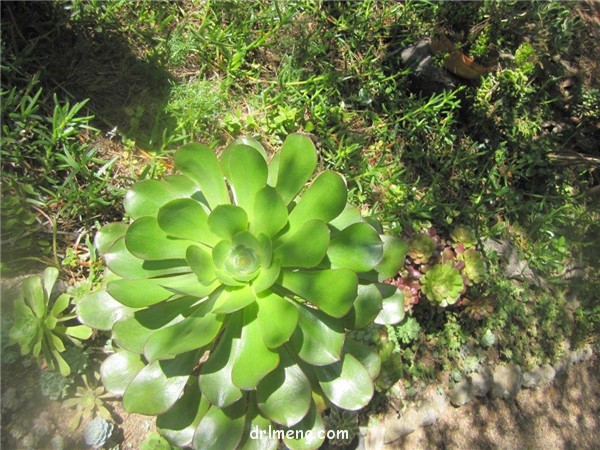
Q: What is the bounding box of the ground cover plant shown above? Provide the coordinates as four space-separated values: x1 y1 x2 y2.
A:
1 1 599 449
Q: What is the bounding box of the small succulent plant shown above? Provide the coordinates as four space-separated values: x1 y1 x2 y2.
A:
460 248 485 285
9 267 92 376
77 134 408 450
450 226 477 249
84 418 114 449
39 369 72 401
407 233 437 264
324 407 359 447
63 373 112 430
462 296 494 320
420 264 465 307
391 317 422 345
481 329 497 348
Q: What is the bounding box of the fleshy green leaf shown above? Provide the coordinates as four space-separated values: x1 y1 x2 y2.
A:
328 204 363 231
174 143 230 209
123 180 175 219
77 290 134 331
375 235 409 281
22 274 45 318
144 301 223 361
344 339 381 381
374 283 405 325
186 245 217 283
275 134 317 205
281 269 357 318
239 404 279 450
315 353 373 410
252 259 281 294
157 383 210 448
225 144 268 214
282 402 325 450
275 220 329 268
199 311 244 408
50 293 70 317
124 351 198 415
231 303 279 390
95 222 128 255
213 285 257 314
287 171 347 233
64 325 92 340
163 174 201 199
208 205 248 240
125 217 196 261
256 293 298 348
42 266 59 301
251 187 288 238
100 350 146 396
290 304 344 366
341 284 382 330
328 222 383 272
193 400 246 450
157 198 218 246
256 348 312 427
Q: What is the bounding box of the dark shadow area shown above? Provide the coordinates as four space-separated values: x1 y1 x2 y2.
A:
1 1 176 149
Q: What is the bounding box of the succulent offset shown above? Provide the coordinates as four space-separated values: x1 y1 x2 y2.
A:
420 264 465 307
77 134 408 450
84 418 114 449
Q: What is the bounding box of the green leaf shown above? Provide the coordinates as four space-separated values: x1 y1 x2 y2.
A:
186 245 217 283
144 301 223 361
124 351 198 415
50 293 70 317
328 223 383 272
174 143 230 209
232 303 279 390
100 350 145 396
315 353 373 410
64 325 92 340
157 383 210 448
124 180 175 219
213 285 257 314
125 217 196 261
287 172 347 233
54 350 71 377
251 187 288 238
252 259 281 294
374 283 405 325
281 269 357 318
163 174 201 199
328 204 363 231
256 293 298 348
239 404 279 450
224 137 268 163
275 134 317 205
42 266 59 300
112 297 198 354
275 220 329 268
225 144 268 214
256 348 311 427
193 400 246 450
344 339 381 381
105 237 190 280
375 235 408 281
77 290 134 331
341 284 382 330
95 222 128 255
199 311 244 408
282 402 325 450
23 274 46 318
208 205 248 240
157 198 218 246
290 304 344 366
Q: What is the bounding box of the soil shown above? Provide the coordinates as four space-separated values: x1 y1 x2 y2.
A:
387 357 600 450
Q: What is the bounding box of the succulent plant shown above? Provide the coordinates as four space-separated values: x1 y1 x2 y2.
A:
324 407 359 447
77 134 408 450
9 267 92 376
39 369 72 401
84 418 114 449
462 296 494 320
450 226 477 249
407 233 437 264
50 435 65 450
391 317 421 345
461 355 481 374
481 329 497 348
63 373 112 430
460 248 485 285
420 264 464 307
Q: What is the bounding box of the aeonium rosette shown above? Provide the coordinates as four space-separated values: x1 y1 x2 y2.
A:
77 134 408 450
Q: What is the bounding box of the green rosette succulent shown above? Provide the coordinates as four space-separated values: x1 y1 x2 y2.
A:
77 134 407 450
420 264 464 307
460 248 485 285
450 226 477 249
407 233 436 264
9 267 92 376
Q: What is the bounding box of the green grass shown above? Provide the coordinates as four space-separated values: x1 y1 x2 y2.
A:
2 0 599 400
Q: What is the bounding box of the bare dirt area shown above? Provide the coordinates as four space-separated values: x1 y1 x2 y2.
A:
389 357 600 450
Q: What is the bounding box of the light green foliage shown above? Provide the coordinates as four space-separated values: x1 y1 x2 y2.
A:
450 226 477 249
84 418 114 449
407 234 437 264
389 317 421 345
140 433 175 450
9 267 92 376
460 249 486 285
420 265 464 307
481 329 497 348
78 134 407 450
63 373 112 430
514 42 536 75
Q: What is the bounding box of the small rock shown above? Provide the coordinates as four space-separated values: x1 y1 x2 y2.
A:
365 424 385 450
383 408 424 443
521 370 541 389
469 367 493 397
537 364 556 386
491 364 522 399
554 354 571 374
448 379 473 407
